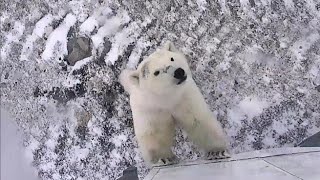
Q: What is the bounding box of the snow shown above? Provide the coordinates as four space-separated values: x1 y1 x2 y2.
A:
1 0 320 179
73 146 90 160
127 42 149 69
290 32 320 70
45 139 57 150
91 11 130 49
218 0 228 14
272 120 289 135
79 17 99 34
42 13 77 61
5 21 25 42
68 0 90 22
283 0 295 10
238 97 269 120
21 14 54 61
217 60 231 72
305 0 319 18
228 96 270 137
260 0 271 6
239 0 249 8
1 21 25 60
309 65 319 79
196 0 207 11
62 76 81 88
71 56 93 71
104 23 138 65
79 7 113 35
34 14 54 37
112 134 128 147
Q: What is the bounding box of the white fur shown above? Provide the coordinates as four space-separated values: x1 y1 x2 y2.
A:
172 81 228 152
119 41 229 165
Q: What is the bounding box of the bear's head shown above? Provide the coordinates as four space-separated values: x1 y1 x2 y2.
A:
129 41 191 95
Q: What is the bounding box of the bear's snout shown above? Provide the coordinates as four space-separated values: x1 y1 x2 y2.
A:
174 68 185 79
174 68 187 85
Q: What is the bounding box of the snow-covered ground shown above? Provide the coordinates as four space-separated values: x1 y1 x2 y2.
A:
1 109 40 180
1 0 320 179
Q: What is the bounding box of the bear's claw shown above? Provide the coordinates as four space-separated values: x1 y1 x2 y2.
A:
206 150 231 160
153 156 179 167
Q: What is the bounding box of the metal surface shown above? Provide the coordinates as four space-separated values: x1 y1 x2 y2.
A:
298 132 320 147
145 147 320 180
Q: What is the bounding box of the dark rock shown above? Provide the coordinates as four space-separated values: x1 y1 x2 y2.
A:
67 37 92 66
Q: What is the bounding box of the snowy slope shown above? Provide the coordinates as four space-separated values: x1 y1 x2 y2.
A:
1 0 320 179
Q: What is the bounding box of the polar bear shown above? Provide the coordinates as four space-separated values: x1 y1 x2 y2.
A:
119 41 229 166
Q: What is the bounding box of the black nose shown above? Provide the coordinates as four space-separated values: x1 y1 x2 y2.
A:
174 68 185 79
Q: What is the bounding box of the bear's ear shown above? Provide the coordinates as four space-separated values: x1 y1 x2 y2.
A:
163 41 179 52
130 70 139 82
140 62 150 79
119 69 139 94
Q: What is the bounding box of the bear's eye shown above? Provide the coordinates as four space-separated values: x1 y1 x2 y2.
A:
171 57 174 62
154 71 160 76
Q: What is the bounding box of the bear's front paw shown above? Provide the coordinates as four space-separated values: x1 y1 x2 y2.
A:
153 156 179 167
206 150 231 160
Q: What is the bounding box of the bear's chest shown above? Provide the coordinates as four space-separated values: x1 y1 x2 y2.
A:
130 90 183 111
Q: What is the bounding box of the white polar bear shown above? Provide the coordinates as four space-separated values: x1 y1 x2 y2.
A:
119 41 230 166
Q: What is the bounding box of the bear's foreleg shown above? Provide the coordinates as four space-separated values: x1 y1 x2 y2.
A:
132 110 178 166
172 82 230 160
